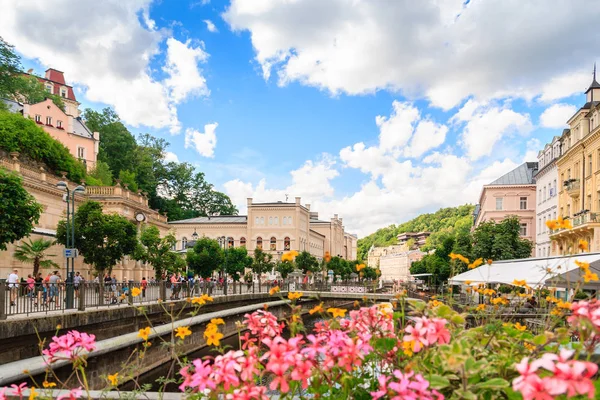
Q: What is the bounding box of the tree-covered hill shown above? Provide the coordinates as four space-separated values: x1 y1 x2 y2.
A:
357 204 475 261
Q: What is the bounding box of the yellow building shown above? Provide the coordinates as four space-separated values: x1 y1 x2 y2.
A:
551 68 600 254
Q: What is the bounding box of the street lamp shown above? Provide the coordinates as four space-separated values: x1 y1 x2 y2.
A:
218 236 229 294
57 181 85 309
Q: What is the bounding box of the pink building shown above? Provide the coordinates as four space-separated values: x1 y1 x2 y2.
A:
473 162 538 246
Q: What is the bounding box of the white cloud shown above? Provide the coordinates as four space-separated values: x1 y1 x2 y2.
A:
539 103 577 128
164 151 180 163
204 19 218 33
405 120 449 158
376 101 420 152
163 38 210 104
0 0 211 133
522 138 542 163
185 123 218 158
224 0 600 109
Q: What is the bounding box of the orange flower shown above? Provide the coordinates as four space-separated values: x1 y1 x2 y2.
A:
486 259 493 265
575 260 590 271
324 251 331 262
288 292 303 300
449 253 470 264
545 219 558 231
514 322 527 332
476 304 486 311
512 279 527 287
327 307 347 318
175 326 192 340
356 263 366 272
138 326 152 341
464 280 472 285
309 302 324 315
468 258 483 270
579 239 589 252
583 269 599 283
269 286 280 296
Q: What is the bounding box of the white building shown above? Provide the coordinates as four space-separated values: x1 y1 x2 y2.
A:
535 136 561 257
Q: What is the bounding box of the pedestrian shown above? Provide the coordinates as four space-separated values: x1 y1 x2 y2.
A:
48 271 60 304
73 271 83 298
7 269 19 306
141 276 148 298
26 274 35 299
34 272 44 307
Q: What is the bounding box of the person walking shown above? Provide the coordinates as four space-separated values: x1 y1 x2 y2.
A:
73 271 83 298
141 277 148 298
48 271 60 305
26 274 35 300
7 269 19 307
34 272 44 307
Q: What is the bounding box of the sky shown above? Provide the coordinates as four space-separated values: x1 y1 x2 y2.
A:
1 0 599 237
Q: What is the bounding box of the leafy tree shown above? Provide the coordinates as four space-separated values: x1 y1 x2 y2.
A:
409 261 428 275
0 37 21 101
86 161 113 186
224 247 253 281
0 111 87 182
295 251 318 274
251 248 274 287
472 216 533 261
135 225 183 279
0 168 43 250
186 237 224 278
56 201 137 274
328 256 352 281
13 238 58 276
276 260 295 279
410 236 456 285
362 266 378 280
10 75 65 110
118 169 138 192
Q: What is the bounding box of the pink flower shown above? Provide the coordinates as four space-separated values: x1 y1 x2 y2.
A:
290 359 313 389
42 331 96 363
10 383 27 397
426 318 451 345
372 370 443 399
212 350 244 390
226 383 268 400
57 387 83 400
370 375 389 400
404 318 429 352
179 359 216 392
243 310 282 340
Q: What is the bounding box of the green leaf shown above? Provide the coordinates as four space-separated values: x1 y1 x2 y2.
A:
451 314 466 324
475 378 510 390
428 375 450 389
373 337 397 353
533 334 547 346
437 304 453 318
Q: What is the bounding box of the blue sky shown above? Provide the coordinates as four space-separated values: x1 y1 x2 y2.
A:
2 0 599 236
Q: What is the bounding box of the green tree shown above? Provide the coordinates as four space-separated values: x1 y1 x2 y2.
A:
251 248 273 287
13 238 59 276
224 247 253 281
0 37 21 101
135 225 183 279
186 237 224 278
328 256 352 281
410 260 428 275
472 216 533 261
295 251 318 274
56 201 137 274
86 161 113 186
118 169 138 192
0 168 43 251
10 75 65 110
276 260 294 279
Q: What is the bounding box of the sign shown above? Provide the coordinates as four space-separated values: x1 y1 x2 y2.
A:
64 248 78 258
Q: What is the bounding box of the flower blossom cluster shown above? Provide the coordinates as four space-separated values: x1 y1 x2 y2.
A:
243 309 284 340
42 330 96 363
403 317 451 353
371 370 444 400
512 349 597 400
568 299 600 343
342 303 395 339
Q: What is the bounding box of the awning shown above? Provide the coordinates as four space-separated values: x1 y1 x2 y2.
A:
32 227 57 237
448 253 600 288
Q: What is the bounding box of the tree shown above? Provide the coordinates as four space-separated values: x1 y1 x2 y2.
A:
224 247 253 281
472 216 533 261
10 75 65 110
13 238 59 276
56 201 137 274
295 251 318 274
118 170 138 192
251 248 273 287
276 260 294 279
0 168 43 251
410 261 428 275
328 256 352 281
135 225 184 279
0 37 21 101
186 237 224 278
86 161 113 186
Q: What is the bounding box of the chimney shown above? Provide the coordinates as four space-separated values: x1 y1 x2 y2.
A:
247 198 253 207
295 197 301 205
306 204 310 210
334 214 338 219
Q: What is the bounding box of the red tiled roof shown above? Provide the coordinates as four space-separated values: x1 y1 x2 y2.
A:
45 69 65 85
28 74 77 102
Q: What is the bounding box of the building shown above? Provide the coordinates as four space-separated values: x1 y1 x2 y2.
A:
168 197 357 261
535 137 560 257
551 68 600 254
378 250 425 282
397 232 431 250
2 69 99 170
473 162 538 247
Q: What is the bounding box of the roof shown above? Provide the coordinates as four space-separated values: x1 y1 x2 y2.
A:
252 202 296 206
1 99 23 113
448 253 600 289
488 162 538 185
169 215 248 224
72 117 94 139
46 69 66 85
24 69 77 101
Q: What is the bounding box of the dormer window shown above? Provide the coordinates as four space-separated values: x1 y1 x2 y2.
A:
45 84 52 93
60 88 67 98
45 116 52 126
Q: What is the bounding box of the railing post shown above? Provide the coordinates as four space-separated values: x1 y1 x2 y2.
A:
159 280 166 301
0 280 6 320
78 283 86 311
128 281 133 304
98 282 104 306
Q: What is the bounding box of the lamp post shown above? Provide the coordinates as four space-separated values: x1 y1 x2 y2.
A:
56 181 85 309
218 236 228 295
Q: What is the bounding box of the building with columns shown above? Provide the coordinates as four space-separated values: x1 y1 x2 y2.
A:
535 137 560 257
169 197 357 261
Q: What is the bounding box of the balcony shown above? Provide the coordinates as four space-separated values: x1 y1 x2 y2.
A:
550 212 600 236
564 179 581 198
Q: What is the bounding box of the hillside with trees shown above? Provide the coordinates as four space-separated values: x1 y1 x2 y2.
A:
357 204 475 261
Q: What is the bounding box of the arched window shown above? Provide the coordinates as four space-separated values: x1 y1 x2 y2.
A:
283 217 287 225
274 217 278 225
288 216 293 225
284 237 290 251
256 237 263 250
255 217 259 225
270 237 277 251
260 217 264 225
227 237 234 248
269 217 273 225
182 237 188 250
240 237 246 247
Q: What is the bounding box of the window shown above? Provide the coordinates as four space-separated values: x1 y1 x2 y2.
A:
575 163 579 179
57 120 63 129
588 195 592 210
538 189 542 203
45 84 52 93
520 197 527 210
60 88 67 98
260 217 264 225
561 173 564 185
543 216 546 233
227 237 234 248
274 217 278 225
567 204 571 217
519 223 527 237
568 169 571 180
77 147 85 159
283 217 287 225
269 217 273 225
256 237 262 250
589 155 593 176
181 237 187 250
543 186 547 202
288 217 292 225
270 237 277 251
553 179 557 195
597 149 600 169
35 114 41 123
553 212 557 220
495 197 503 211
45 116 52 126
538 218 541 233
240 237 246 247
284 237 291 251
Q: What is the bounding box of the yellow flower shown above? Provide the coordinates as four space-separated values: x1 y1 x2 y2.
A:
514 322 527 332
546 220 558 230
269 286 280 296
449 253 470 264
291 314 301 323
546 296 559 303
524 342 536 352
556 300 572 310
108 373 119 386
29 387 37 400
309 303 325 315
487 259 493 265
429 300 443 307
204 323 219 337
576 260 590 271
138 326 152 341
324 251 331 262
560 218 572 230
476 304 486 312
175 326 192 340
513 279 527 287
518 293 529 298
583 269 599 283
468 258 483 270
579 239 589 252
192 294 213 305
464 280 472 285
483 289 496 296
288 291 303 300
210 318 225 326
131 287 142 297
466 287 472 293
42 381 56 388
402 340 414 357
356 263 366 272
491 297 509 306
205 330 224 346
327 307 347 318
353 300 360 307
376 269 381 276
